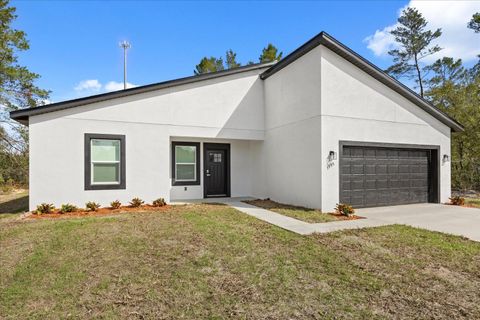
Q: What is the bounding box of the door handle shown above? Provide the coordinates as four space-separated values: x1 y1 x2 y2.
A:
206 169 211 177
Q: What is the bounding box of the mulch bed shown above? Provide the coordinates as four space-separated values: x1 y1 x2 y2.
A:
329 213 365 220
27 205 171 219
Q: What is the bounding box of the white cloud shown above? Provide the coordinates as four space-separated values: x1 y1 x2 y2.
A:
104 81 136 92
74 79 102 92
72 80 137 97
365 1 480 62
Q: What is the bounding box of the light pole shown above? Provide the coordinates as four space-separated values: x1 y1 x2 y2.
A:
119 41 131 90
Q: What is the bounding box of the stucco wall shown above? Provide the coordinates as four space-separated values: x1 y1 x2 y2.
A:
319 46 451 211
28 69 266 210
263 46 323 209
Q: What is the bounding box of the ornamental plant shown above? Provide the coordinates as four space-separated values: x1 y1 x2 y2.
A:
335 203 355 217
152 198 166 207
129 197 144 208
110 200 121 209
60 203 78 213
35 203 55 214
449 196 465 206
85 201 101 212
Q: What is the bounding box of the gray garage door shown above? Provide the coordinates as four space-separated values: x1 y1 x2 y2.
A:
340 146 431 208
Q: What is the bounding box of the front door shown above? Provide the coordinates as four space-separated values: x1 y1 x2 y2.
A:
204 143 230 197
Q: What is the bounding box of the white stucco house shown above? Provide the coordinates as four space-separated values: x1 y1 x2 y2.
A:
11 32 463 212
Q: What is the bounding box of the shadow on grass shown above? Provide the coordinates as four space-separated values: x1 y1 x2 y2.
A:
0 195 29 214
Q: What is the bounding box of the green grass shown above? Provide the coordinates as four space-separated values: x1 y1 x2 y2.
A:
244 199 338 223
465 197 480 208
0 191 28 219
1 204 480 319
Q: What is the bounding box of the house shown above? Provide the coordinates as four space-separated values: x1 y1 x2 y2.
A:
10 32 463 212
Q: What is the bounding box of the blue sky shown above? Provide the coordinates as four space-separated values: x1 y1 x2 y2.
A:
11 1 480 103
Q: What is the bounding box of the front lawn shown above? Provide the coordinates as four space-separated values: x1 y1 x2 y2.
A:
1 204 479 319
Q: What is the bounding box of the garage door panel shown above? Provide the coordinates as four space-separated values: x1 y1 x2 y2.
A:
340 145 431 208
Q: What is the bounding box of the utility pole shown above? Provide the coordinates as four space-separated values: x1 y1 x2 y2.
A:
119 41 131 90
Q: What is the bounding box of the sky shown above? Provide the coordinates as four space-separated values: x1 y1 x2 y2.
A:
11 0 480 103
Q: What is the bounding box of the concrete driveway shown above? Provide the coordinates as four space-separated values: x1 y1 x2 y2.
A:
356 203 480 241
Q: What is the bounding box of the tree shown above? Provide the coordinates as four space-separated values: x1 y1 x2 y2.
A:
0 0 49 187
259 44 283 63
225 49 241 69
468 12 480 33
386 7 442 97
194 57 225 75
425 58 480 190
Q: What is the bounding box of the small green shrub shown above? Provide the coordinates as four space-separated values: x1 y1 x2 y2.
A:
1 178 14 194
335 203 355 216
449 196 465 206
60 203 78 213
110 200 121 209
85 201 101 212
129 197 144 207
152 198 166 207
35 203 55 214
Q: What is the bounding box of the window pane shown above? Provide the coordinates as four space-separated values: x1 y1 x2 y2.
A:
93 163 119 183
175 146 195 163
92 139 120 162
176 164 195 180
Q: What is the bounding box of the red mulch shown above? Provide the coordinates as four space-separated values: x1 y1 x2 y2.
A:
330 213 365 221
28 205 171 219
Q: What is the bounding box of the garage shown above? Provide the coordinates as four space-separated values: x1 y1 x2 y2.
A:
339 143 439 208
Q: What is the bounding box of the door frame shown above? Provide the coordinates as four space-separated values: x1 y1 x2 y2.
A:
203 143 231 198
338 140 440 207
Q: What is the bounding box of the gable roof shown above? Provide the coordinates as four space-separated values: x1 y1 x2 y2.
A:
10 32 463 132
9 61 275 125
261 32 463 132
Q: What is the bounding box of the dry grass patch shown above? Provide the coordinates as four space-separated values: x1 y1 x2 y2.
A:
0 204 479 319
244 199 362 223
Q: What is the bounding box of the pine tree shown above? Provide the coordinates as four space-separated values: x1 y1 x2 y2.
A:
386 7 442 97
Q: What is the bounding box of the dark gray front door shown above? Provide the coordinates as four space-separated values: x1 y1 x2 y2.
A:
340 146 434 208
204 143 230 198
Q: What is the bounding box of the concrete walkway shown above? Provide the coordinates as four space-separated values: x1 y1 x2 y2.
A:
228 201 392 235
173 198 480 241
229 201 480 241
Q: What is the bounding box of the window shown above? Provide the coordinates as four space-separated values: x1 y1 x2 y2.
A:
85 134 126 190
172 142 200 186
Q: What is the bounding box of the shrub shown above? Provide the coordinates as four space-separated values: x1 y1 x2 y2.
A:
449 196 465 206
60 203 78 213
85 201 101 212
110 200 121 209
152 198 166 207
35 203 55 214
129 197 144 207
335 203 355 216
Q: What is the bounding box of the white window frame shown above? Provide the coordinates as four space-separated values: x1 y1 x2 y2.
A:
90 139 121 185
175 145 197 182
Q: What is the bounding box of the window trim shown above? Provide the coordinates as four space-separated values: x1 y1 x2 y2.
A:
172 141 200 186
85 133 126 190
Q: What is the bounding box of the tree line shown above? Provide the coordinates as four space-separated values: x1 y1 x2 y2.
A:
194 44 282 75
